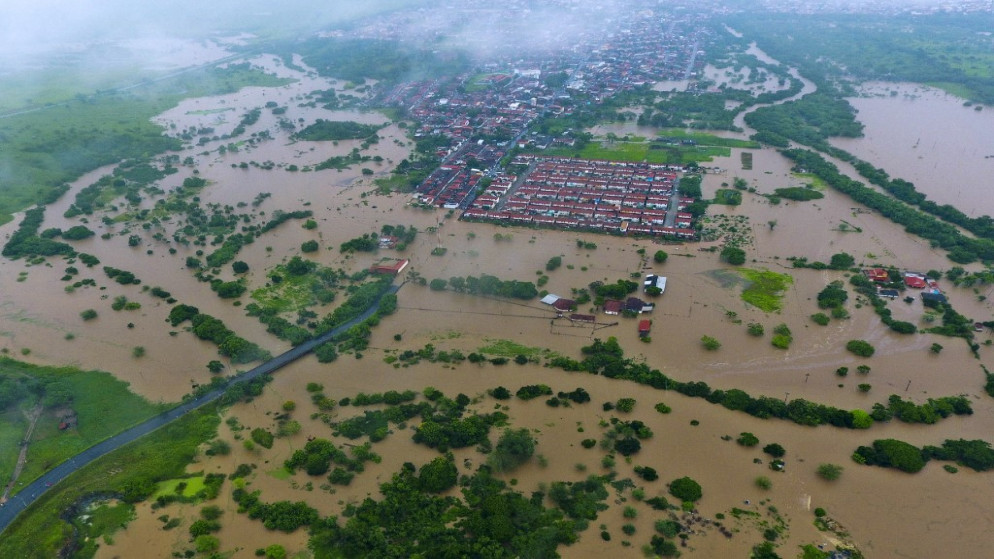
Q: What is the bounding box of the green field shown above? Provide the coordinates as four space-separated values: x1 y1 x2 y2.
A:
0 408 219 559
152 475 207 498
0 358 170 494
739 269 794 313
0 409 28 487
546 130 758 165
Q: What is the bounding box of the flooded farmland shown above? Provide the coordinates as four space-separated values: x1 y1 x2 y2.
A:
832 82 994 218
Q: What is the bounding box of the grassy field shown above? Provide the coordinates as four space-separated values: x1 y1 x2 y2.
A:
0 408 220 559
0 409 28 487
790 172 828 191
0 359 170 494
0 63 293 225
739 269 794 313
71 500 136 558
152 475 207 499
546 130 759 165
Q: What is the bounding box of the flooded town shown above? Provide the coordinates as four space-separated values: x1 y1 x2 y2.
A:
2 1 994 558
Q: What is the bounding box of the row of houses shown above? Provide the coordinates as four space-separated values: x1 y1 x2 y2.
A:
461 208 695 238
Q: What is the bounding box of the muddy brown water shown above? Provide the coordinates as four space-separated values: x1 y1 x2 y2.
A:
831 82 994 218
3 50 994 559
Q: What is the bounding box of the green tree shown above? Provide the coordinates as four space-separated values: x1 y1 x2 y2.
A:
668 476 702 502
701 335 721 351
653 250 668 264
721 246 746 265
816 463 844 481
232 260 249 274
737 432 759 447
301 240 319 253
763 443 786 458
846 339 875 357
489 428 536 472
418 456 458 492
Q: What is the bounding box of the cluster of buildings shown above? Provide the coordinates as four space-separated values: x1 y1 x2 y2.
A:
865 268 946 304
346 1 710 233
462 156 697 238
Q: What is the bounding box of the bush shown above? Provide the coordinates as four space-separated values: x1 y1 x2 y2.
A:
488 428 536 472
654 402 672 414
616 398 636 412
755 476 772 490
811 312 830 326
80 309 98 321
770 334 791 349
721 246 746 265
634 465 658 481
816 463 844 481
846 340 875 357
653 250 668 264
763 443 786 458
251 428 275 449
747 322 764 336
736 432 759 447
301 240 319 253
668 476 702 502
701 335 721 351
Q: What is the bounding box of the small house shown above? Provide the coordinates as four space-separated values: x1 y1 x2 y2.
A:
370 259 409 275
604 300 624 315
638 319 651 337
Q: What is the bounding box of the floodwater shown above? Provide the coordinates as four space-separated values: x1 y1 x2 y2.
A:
5 44 994 559
831 82 994 218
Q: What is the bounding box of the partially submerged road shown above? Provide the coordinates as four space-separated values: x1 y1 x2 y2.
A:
0 283 401 534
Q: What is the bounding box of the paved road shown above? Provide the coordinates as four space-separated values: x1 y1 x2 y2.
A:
0 283 400 534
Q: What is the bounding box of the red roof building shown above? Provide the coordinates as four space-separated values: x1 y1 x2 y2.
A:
370 259 409 275
866 268 890 283
904 275 927 289
604 300 624 315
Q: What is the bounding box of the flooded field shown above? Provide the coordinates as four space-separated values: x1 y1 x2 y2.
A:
832 82 994 218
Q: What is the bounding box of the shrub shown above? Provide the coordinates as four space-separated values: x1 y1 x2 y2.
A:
301 240 319 253
736 432 759 447
811 313 830 326
846 340 875 357
770 334 791 349
747 322 764 336
653 250 668 264
755 476 772 490
251 428 275 449
763 443 786 458
668 476 702 502
654 402 672 414
721 246 746 265
816 463 844 481
616 398 636 412
634 465 658 481
80 309 98 321
701 335 721 351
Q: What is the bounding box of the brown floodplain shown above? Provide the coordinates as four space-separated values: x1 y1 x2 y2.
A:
4 52 994 558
